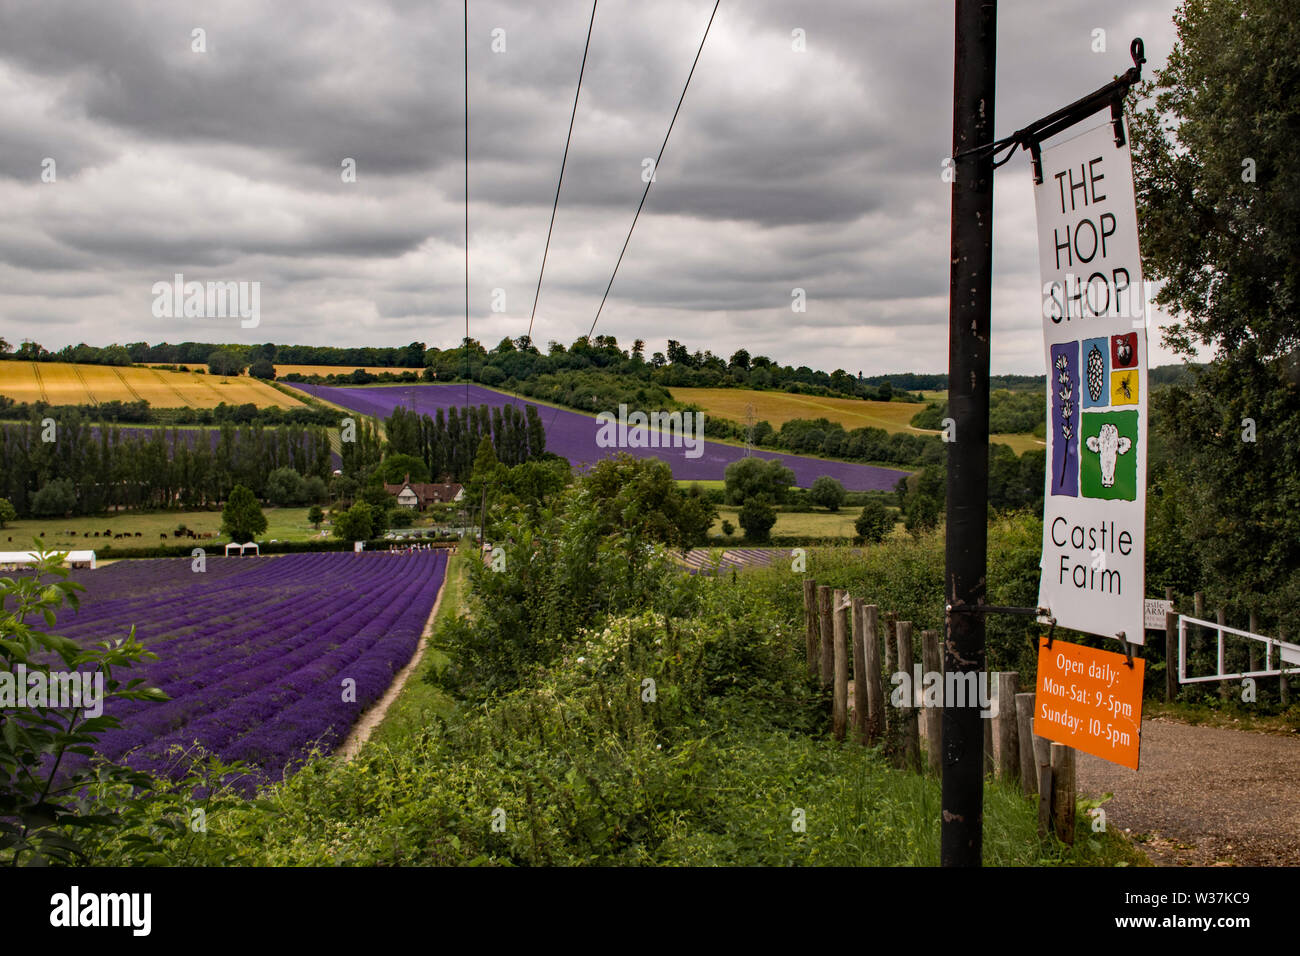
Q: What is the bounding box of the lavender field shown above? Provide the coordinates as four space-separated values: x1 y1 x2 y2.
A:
53 551 446 787
291 382 909 490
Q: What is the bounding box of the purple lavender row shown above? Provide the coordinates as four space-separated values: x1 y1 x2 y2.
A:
52 551 446 789
289 382 911 491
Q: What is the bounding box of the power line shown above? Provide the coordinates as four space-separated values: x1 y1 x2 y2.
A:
463 0 470 414
526 0 598 350
585 0 720 343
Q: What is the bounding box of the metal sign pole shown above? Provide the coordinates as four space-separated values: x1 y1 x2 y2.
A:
943 0 997 868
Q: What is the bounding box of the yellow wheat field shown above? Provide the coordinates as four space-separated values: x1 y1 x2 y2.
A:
670 386 1044 455
0 362 304 409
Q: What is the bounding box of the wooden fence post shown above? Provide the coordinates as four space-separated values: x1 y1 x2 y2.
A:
1165 585 1177 702
863 604 885 743
832 589 849 741
921 629 943 774
852 598 869 743
896 621 921 772
996 672 1019 786
883 613 898 755
983 681 994 777
1037 764 1054 838
817 585 834 687
1050 743 1076 844
1032 727 1051 791
803 579 818 679
1015 692 1037 798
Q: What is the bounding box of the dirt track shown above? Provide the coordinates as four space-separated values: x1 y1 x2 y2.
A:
1076 717 1300 866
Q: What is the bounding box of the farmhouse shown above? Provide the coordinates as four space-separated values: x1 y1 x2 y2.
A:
383 474 464 510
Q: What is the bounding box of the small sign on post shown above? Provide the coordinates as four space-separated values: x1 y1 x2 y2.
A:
1143 598 1173 631
1034 637 1144 770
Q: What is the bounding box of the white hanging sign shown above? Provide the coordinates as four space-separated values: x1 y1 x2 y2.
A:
1035 120 1148 645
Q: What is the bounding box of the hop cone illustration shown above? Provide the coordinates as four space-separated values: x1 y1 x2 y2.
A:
1086 344 1104 402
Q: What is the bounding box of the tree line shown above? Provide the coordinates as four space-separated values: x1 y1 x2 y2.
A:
378 402 546 484
0 416 334 517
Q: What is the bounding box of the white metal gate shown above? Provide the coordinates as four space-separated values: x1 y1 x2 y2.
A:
1178 614 1300 684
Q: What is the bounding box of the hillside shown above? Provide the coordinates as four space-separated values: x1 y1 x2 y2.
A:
0 361 303 409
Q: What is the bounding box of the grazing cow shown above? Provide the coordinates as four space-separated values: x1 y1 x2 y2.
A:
161 533 168 539
135 532 142 537
1085 422 1133 488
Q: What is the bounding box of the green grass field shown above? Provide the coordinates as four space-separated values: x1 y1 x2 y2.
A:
1 507 329 551
710 506 902 539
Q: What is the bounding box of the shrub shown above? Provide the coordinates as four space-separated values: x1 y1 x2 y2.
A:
809 475 847 512
854 501 893 543
738 496 777 543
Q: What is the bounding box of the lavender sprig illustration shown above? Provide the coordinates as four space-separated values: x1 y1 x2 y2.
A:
1056 353 1074 486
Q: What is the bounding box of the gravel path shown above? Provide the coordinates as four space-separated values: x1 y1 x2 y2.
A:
1076 717 1300 866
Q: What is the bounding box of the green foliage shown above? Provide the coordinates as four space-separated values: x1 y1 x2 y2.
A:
580 455 716 549
738 496 777 543
854 500 893 543
265 467 306 507
30 479 77 518
0 498 15 528
809 475 847 512
1129 0 1300 636
307 505 324 529
724 457 795 505
332 501 377 541
207 349 245 376
721 519 735 537
220 484 268 542
248 358 276 380
375 453 431 485
0 553 169 865
899 465 944 537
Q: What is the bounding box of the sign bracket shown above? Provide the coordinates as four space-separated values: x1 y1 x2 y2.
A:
957 37 1146 184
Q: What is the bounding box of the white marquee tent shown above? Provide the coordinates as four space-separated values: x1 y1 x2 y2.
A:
0 550 97 570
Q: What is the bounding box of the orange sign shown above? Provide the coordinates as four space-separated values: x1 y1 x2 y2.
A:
1034 637 1144 770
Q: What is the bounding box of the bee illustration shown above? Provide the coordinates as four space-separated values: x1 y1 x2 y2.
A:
1118 374 1132 400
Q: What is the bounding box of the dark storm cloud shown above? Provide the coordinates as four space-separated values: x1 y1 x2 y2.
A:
0 0 1185 373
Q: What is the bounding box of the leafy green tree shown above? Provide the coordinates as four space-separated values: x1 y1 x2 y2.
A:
723 457 795 505
30 479 77 518
581 454 717 548
721 519 735 537
0 497 15 528
1130 0 1300 630
207 349 244 377
265 467 306 507
376 453 431 485
220 484 268 542
302 475 328 504
809 475 847 512
899 465 944 538
855 500 893 544
332 501 376 541
308 505 324 529
738 496 777 543
248 358 276 380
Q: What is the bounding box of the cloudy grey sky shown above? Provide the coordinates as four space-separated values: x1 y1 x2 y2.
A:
0 0 1199 375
